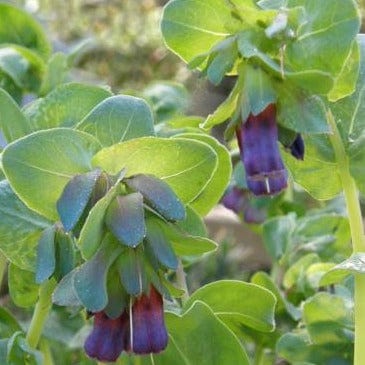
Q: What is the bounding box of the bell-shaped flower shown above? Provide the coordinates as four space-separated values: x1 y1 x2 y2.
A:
84 286 168 362
236 104 287 196
131 285 168 354
84 311 129 362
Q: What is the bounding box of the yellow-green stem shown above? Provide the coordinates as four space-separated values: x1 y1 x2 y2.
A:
26 280 55 349
327 110 365 365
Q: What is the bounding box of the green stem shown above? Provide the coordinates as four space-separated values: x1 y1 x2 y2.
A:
26 280 55 349
0 253 7 289
327 110 365 365
253 345 264 365
39 340 54 365
176 259 189 305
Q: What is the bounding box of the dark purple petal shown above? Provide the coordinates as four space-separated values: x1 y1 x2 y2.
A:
289 134 305 160
131 286 168 354
236 104 287 196
84 311 129 362
221 187 247 215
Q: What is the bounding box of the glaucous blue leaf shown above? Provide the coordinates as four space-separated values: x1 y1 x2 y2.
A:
35 226 56 284
125 174 185 222
56 169 102 232
73 235 123 312
105 193 145 248
145 216 178 270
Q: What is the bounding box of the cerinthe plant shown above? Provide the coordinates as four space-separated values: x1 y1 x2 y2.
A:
0 1 364 365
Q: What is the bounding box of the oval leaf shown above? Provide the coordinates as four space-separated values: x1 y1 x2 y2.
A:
56 169 102 232
27 83 111 130
2 128 101 220
151 301 250 365
73 236 122 312
125 174 185 222
184 280 277 332
161 0 232 65
145 217 178 270
92 137 218 205
77 95 155 147
105 193 145 248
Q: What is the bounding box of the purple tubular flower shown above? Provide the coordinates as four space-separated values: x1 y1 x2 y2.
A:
131 286 168 354
84 286 168 361
84 311 129 362
236 104 288 196
289 133 305 160
221 186 247 215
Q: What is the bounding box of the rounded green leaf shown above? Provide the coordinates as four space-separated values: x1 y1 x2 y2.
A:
161 0 232 64
0 3 51 60
184 280 276 332
2 128 101 220
0 180 52 271
77 95 155 147
105 193 146 248
284 0 360 96
151 301 250 365
27 83 112 130
92 137 218 204
173 133 232 215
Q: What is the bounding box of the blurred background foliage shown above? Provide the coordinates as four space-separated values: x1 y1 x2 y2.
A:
6 0 188 91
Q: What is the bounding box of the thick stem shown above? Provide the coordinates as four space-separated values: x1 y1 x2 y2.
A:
176 260 189 305
26 280 55 349
327 110 365 365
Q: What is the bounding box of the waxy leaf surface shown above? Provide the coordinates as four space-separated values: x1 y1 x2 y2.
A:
92 137 218 205
2 128 101 220
77 95 155 146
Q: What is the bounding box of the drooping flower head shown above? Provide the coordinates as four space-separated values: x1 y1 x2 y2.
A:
84 286 168 362
236 104 288 196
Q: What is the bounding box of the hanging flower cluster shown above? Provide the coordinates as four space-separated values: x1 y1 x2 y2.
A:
38 170 188 362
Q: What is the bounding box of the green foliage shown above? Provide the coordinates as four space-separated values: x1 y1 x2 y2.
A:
149 301 250 365
0 1 364 365
2 128 101 220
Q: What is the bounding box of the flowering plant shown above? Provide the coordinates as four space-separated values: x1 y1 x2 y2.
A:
0 1 364 365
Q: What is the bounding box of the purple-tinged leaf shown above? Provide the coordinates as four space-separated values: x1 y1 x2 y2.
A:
125 174 185 222
56 169 102 232
105 193 145 248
